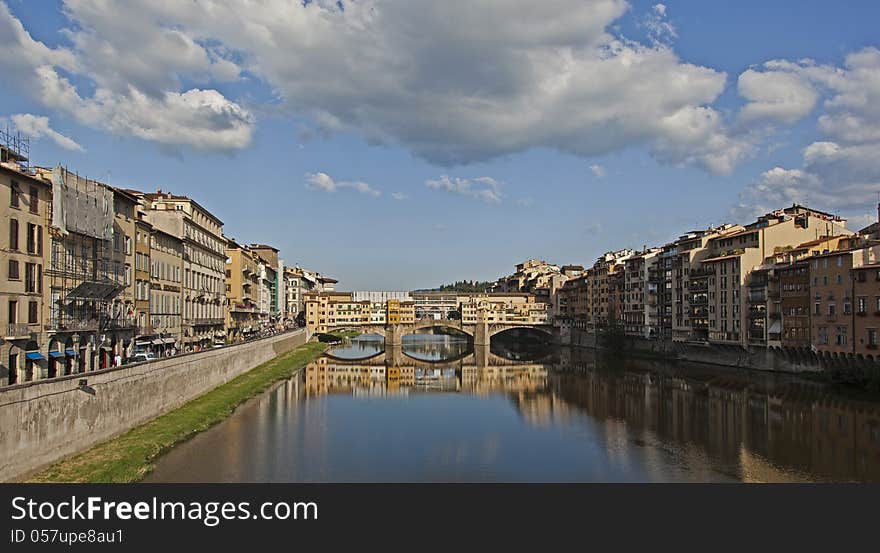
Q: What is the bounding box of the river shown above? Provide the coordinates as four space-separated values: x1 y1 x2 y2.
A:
144 333 880 482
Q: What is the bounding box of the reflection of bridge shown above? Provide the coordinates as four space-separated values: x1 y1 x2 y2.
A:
350 319 557 347
325 343 557 368
306 358 549 396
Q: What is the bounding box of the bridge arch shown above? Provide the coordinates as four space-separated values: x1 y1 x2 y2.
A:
487 324 555 339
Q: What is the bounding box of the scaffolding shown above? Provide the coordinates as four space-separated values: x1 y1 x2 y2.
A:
0 126 30 170
43 167 129 336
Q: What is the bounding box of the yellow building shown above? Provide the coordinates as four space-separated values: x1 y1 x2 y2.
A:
1 146 51 384
225 241 262 341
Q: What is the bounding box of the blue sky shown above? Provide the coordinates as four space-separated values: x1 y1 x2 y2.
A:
1 1 878 289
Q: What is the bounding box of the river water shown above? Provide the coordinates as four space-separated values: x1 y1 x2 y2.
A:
144 333 880 482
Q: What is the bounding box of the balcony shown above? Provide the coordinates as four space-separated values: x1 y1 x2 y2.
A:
192 318 224 326
748 293 767 304
5 323 36 340
689 267 714 278
45 319 99 332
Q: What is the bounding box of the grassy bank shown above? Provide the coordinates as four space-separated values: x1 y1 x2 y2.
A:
29 341 327 483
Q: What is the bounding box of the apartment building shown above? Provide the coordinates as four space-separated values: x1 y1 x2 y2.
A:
285 266 337 321
40 167 134 374
697 206 850 347
490 259 562 293
810 244 880 354
139 191 227 351
225 241 262 341
460 295 547 324
147 228 183 355
250 244 282 323
852 263 880 355
410 292 459 320
666 226 738 342
649 245 677 339
623 249 660 338
1 148 51 384
133 216 152 344
778 261 811 348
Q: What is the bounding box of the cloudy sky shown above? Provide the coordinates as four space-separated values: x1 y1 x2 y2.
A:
1 0 878 289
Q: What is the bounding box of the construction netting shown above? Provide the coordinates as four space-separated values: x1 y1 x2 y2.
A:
51 165 115 240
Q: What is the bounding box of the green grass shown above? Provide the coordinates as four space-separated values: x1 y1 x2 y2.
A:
28 341 327 483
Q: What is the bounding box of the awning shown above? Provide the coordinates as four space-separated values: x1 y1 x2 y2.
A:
769 321 782 334
65 349 78 356
135 339 152 346
152 339 164 345
66 281 124 301
25 351 45 360
48 351 65 358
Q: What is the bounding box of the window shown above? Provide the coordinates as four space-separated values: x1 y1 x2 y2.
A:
828 304 836 316
844 302 851 315
858 297 867 314
24 263 37 293
818 326 828 345
29 186 38 214
8 260 19 280
10 180 20 208
26 223 37 254
28 301 38 324
7 300 17 324
869 329 878 347
836 326 847 346
815 302 821 315
9 219 18 250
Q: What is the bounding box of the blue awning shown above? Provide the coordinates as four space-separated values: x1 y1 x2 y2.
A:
65 349 78 356
48 351 65 358
25 351 45 360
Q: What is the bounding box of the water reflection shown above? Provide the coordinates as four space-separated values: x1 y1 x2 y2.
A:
145 336 880 483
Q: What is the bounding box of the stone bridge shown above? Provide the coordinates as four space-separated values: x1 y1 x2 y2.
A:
341 319 557 347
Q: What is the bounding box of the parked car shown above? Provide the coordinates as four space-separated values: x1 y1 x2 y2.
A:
127 352 157 364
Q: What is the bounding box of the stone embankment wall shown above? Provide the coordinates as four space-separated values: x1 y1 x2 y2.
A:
0 329 309 482
563 328 879 374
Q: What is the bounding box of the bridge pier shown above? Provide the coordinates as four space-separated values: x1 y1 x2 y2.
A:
385 324 403 347
473 321 489 347
473 343 490 368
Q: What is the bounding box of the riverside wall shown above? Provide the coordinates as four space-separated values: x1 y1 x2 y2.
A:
0 329 309 482
561 328 880 375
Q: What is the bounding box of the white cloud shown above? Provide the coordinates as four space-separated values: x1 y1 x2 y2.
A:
738 69 819 123
305 172 381 197
391 192 408 201
590 164 606 178
0 1 747 172
10 113 85 151
734 48 880 223
644 4 677 45
0 2 253 152
516 197 535 207
425 175 502 203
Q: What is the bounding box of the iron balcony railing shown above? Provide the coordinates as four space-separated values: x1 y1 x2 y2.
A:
5 323 35 339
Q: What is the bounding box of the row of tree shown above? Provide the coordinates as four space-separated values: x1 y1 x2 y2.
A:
436 280 495 293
